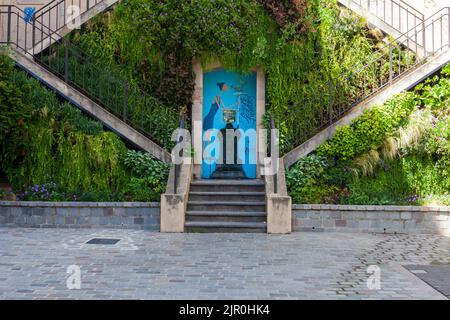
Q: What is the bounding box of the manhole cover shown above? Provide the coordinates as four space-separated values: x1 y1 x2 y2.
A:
86 238 121 245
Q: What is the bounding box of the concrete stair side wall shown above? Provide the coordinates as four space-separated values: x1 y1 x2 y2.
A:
283 50 450 167
11 49 172 162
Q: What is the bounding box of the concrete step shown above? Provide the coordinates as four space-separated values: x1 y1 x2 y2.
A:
190 179 265 192
186 211 266 222
187 201 266 212
185 221 267 233
188 191 265 202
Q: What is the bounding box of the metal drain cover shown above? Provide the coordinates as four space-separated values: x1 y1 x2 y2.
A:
86 238 121 245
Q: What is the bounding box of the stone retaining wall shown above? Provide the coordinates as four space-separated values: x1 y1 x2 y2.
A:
2 202 450 234
0 201 160 230
293 204 450 235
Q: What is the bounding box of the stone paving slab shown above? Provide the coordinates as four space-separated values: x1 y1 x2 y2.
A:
0 228 449 300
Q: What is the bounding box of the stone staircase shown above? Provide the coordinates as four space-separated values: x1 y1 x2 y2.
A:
184 180 267 233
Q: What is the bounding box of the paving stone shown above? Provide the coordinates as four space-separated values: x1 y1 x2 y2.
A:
0 229 448 299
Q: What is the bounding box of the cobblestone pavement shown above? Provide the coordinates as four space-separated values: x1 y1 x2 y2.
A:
0 228 450 300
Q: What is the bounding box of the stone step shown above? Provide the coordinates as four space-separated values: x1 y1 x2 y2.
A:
186 211 266 222
187 201 266 212
185 221 267 233
191 179 265 185
188 191 265 202
190 179 265 192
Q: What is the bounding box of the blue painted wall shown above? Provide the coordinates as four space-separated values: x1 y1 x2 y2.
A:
202 69 257 179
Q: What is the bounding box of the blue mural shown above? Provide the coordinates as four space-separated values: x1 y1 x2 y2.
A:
202 69 257 179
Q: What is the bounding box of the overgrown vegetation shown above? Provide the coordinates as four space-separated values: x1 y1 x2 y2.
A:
287 64 450 205
0 54 168 201
50 0 408 154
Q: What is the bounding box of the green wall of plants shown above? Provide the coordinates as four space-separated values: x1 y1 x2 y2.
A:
287 64 450 205
0 54 168 201
58 0 395 153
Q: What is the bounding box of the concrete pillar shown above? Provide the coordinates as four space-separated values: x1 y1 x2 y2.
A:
267 195 292 234
160 194 185 232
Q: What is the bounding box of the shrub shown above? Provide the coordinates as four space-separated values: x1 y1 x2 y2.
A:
286 155 338 203
345 155 449 205
123 150 170 182
123 176 165 202
123 150 170 201
1 54 169 202
288 64 449 205
316 92 417 160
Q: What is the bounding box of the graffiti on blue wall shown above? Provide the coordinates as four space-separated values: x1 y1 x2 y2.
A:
202 69 256 179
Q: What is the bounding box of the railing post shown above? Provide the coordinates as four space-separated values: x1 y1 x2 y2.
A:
174 114 185 194
32 18 36 54
64 39 68 82
448 8 450 48
6 5 11 45
389 42 393 82
123 81 127 121
270 117 277 195
329 80 333 123
422 18 426 50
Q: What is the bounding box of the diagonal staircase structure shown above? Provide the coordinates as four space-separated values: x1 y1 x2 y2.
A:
31 0 119 54
1 2 449 233
282 6 450 167
338 0 428 56
0 4 172 162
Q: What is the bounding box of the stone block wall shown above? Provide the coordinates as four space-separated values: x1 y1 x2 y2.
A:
0 201 160 230
293 204 450 235
2 202 450 235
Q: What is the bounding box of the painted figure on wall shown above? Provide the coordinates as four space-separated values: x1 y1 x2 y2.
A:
203 82 240 131
202 69 257 179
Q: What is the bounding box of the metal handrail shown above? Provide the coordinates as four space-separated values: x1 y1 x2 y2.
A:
173 114 186 194
269 116 278 194
0 5 177 151
351 0 424 38
278 7 449 155
34 0 105 37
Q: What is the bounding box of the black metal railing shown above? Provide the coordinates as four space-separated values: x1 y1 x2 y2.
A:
0 5 178 151
277 7 450 155
34 0 105 37
269 116 278 194
173 114 186 194
1 4 449 160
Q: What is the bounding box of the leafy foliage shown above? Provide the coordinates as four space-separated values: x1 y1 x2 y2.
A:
288 64 450 205
285 155 337 203
0 54 168 201
346 155 450 205
316 92 417 160
56 0 395 153
124 150 170 180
